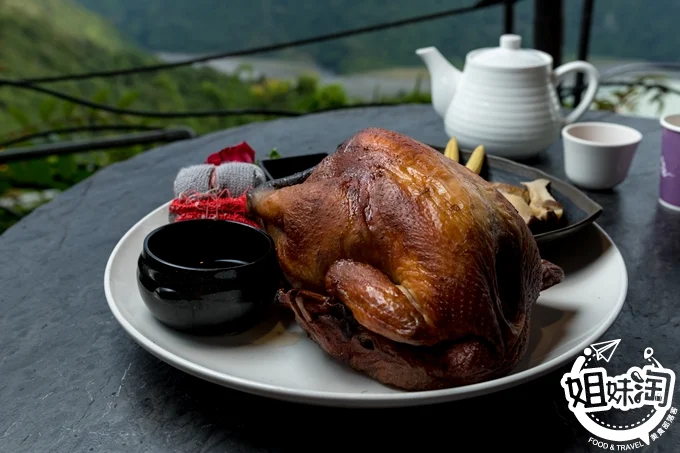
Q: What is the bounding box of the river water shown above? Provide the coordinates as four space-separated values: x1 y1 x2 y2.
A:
155 52 431 100
156 52 680 120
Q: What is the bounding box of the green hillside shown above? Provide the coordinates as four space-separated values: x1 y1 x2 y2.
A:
0 0 380 233
0 0 354 134
3 0 132 53
75 0 680 74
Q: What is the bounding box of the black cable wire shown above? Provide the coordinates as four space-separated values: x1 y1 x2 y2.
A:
8 76 678 129
14 0 516 84
0 78 427 118
0 128 196 164
0 79 304 117
0 124 168 148
0 0 515 148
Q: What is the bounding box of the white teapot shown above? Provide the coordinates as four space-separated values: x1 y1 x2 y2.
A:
416 34 600 159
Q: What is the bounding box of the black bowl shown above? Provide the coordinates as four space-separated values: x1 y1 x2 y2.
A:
137 219 281 335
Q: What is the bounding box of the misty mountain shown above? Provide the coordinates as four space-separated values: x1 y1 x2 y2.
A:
75 0 680 73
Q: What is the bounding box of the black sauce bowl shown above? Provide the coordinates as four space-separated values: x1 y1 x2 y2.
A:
137 219 281 335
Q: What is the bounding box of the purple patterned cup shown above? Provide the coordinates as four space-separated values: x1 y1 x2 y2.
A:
660 114 680 212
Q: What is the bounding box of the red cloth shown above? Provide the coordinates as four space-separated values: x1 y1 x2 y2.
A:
168 191 260 228
170 141 260 227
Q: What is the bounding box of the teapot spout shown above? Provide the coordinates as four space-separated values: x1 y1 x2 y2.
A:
415 46 461 118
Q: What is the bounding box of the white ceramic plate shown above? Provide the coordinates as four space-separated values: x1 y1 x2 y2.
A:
104 201 628 408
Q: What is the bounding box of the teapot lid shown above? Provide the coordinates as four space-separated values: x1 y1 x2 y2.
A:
468 34 550 68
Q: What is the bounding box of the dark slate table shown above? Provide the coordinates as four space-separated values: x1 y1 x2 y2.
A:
1 105 678 453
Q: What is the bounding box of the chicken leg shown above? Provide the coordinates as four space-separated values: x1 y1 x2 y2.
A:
325 259 442 346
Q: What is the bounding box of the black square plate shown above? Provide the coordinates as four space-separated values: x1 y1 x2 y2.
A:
259 153 328 181
428 144 603 244
257 147 602 244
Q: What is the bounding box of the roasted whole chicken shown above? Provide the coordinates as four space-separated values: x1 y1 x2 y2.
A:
247 128 564 391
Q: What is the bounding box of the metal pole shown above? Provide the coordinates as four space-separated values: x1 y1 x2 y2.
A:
0 127 195 164
533 0 563 66
504 0 515 34
534 0 564 101
573 0 595 105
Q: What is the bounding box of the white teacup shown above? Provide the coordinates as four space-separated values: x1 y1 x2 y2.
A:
562 122 642 190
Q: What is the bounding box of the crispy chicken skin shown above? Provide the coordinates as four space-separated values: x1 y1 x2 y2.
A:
247 128 564 390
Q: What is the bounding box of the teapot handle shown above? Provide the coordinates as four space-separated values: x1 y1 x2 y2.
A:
553 61 600 125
